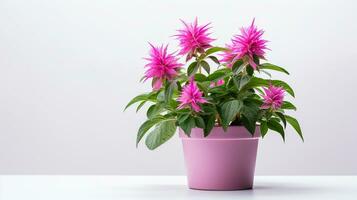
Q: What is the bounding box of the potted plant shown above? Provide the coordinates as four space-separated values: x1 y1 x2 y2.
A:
125 18 303 190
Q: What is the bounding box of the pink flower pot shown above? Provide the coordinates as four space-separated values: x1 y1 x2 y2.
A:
179 126 260 190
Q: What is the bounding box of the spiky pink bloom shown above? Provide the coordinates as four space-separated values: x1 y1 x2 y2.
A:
261 85 285 110
175 18 214 58
210 79 225 87
221 19 268 69
144 44 183 90
178 80 207 112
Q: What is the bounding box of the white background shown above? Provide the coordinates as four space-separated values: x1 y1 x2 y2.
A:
0 0 356 175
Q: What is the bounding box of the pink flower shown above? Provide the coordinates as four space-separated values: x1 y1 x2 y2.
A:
261 85 285 110
210 79 225 87
221 19 268 69
178 80 207 112
144 44 183 90
220 45 236 68
175 18 214 59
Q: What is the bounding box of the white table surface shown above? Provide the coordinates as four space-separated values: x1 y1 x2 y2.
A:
0 176 356 200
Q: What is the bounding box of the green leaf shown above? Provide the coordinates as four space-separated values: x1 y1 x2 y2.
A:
194 73 207 82
145 120 177 150
179 116 196 136
246 65 254 76
208 56 220 64
281 101 297 110
187 61 199 77
285 115 304 141
241 101 260 134
175 108 191 114
207 71 227 81
255 87 264 95
260 121 268 138
232 75 251 91
240 77 268 92
205 47 228 56
177 113 190 124
232 59 244 74
246 96 263 107
253 55 260 66
239 75 251 90
196 81 210 96
139 75 146 82
200 60 210 74
194 116 205 129
156 90 165 102
164 81 176 103
270 117 281 123
136 101 147 112
232 76 240 90
241 115 256 134
275 112 287 128
201 104 217 115
147 105 156 118
136 116 164 146
124 93 149 110
176 81 182 92
260 69 272 77
209 86 225 94
214 68 231 74
267 119 285 141
203 115 216 137
219 100 243 129
147 104 162 119
259 63 290 75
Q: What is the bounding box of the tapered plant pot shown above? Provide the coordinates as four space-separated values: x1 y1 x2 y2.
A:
179 126 260 190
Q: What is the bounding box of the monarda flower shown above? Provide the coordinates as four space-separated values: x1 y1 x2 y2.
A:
261 85 285 110
144 44 182 90
175 18 214 59
221 19 268 69
178 80 207 112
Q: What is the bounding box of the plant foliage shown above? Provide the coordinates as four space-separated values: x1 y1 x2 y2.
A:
125 19 303 150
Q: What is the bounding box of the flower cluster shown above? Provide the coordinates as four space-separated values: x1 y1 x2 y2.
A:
261 85 285 110
145 18 214 111
175 18 214 60
178 80 207 112
144 44 182 90
221 19 268 69
127 18 302 150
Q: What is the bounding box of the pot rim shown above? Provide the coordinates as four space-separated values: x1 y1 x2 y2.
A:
179 125 261 139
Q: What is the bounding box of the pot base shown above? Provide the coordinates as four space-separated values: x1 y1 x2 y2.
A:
189 186 253 191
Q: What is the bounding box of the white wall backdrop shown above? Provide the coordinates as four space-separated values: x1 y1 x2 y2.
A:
0 0 356 175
